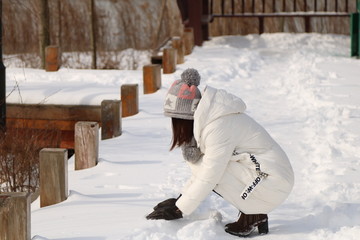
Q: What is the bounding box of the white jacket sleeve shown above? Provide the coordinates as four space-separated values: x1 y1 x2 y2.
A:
176 118 236 215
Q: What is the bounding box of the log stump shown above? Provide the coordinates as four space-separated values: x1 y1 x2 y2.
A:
39 148 68 207
0 192 31 240
75 121 99 170
172 36 185 64
101 100 122 140
183 28 194 55
163 48 177 74
121 84 139 117
143 64 161 94
45 45 61 71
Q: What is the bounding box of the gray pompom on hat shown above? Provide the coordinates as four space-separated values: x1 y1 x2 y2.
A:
164 68 202 120
181 68 201 86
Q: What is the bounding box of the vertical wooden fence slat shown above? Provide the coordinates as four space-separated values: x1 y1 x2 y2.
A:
221 0 225 15
231 0 235 15
75 121 99 170
273 0 276 12
282 0 286 12
263 0 266 12
162 48 177 74
305 16 311 32
335 0 338 12
324 0 327 11
45 45 61 72
101 100 122 140
259 17 264 34
121 84 139 117
40 148 68 208
0 193 31 240
143 64 161 94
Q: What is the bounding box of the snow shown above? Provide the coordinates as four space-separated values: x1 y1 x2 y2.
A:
5 33 360 239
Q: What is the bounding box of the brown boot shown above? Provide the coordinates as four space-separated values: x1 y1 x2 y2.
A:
225 213 268 237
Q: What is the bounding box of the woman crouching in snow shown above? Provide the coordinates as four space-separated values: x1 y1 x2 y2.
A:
146 68 294 237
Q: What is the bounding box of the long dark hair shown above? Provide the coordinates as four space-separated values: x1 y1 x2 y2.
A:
170 118 194 150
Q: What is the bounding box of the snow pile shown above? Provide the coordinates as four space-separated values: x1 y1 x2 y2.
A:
5 33 360 239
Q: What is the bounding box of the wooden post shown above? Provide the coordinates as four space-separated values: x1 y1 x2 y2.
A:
143 64 161 94
121 84 139 117
304 16 311 33
39 148 68 208
172 36 185 64
183 28 195 55
75 121 99 170
185 0 204 46
0 193 31 240
351 12 360 57
101 100 122 140
45 45 61 71
162 48 177 74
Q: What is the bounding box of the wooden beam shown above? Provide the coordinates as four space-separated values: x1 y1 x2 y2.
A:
7 103 101 121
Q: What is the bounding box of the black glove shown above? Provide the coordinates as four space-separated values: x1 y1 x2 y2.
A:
146 205 183 220
153 194 182 211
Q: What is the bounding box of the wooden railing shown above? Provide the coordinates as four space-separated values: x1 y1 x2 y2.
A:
211 0 352 16
177 0 355 45
209 0 353 33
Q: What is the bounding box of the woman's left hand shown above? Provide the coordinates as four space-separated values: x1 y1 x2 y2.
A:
146 205 183 220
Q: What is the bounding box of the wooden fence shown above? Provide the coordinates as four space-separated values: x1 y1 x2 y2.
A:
177 0 356 46
210 0 353 33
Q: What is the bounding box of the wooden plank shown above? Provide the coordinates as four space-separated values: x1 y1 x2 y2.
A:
6 104 103 149
60 130 75 149
7 103 101 121
6 118 79 131
211 12 350 18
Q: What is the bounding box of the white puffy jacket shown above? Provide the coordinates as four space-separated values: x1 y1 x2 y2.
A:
176 86 294 215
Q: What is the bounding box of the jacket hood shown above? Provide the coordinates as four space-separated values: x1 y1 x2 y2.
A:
194 86 246 141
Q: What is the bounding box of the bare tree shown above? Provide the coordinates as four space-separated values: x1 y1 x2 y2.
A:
38 0 50 69
89 0 97 69
0 0 5 130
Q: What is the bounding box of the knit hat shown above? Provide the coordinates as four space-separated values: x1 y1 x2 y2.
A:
164 68 202 120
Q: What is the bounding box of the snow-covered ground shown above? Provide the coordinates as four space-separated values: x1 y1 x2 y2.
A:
5 33 360 240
